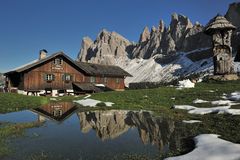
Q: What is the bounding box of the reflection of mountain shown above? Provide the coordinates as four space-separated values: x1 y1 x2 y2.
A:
32 102 77 122
78 110 177 152
126 111 175 153
78 110 130 140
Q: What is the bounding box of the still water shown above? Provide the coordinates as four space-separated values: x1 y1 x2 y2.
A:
0 102 187 160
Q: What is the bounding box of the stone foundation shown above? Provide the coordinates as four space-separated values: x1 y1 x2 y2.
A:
208 74 239 81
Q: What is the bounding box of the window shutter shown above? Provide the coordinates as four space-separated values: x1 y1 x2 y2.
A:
62 74 65 81
52 74 55 81
116 78 119 84
43 74 47 81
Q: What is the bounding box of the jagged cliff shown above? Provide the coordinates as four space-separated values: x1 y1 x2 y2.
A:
77 13 211 62
77 2 240 84
78 29 133 66
226 2 240 51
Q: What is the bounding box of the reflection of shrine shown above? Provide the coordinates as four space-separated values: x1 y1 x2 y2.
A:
32 102 78 122
77 110 180 153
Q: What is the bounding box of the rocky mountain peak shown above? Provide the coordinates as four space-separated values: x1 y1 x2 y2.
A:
78 12 210 62
96 29 131 46
151 26 157 33
77 28 133 65
170 13 193 50
170 13 192 27
77 37 93 62
158 20 165 32
225 2 240 51
96 29 111 43
226 2 240 28
139 26 150 43
195 21 201 26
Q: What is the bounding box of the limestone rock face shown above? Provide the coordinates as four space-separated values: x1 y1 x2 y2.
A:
159 28 176 55
77 13 211 63
170 13 193 50
132 20 175 59
139 26 150 43
78 37 93 62
226 2 240 28
182 23 211 52
226 2 240 51
77 29 133 65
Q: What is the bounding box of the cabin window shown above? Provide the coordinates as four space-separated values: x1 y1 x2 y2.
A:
53 109 63 117
53 58 63 66
90 76 96 83
44 74 55 81
62 74 72 81
116 78 120 84
104 77 107 83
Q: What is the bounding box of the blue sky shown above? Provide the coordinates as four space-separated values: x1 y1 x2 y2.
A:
0 0 238 72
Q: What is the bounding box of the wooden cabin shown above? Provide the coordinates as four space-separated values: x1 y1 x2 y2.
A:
4 50 132 96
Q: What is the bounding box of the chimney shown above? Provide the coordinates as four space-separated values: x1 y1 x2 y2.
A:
39 49 47 60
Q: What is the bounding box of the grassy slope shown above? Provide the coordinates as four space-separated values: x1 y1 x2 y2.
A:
2 80 239 114
0 93 49 113
90 80 240 110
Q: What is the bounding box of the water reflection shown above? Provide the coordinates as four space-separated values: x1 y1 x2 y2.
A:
78 110 130 140
1 103 185 159
78 110 176 153
32 102 78 122
32 104 178 153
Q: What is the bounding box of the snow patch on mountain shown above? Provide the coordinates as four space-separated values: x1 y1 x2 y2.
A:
122 48 214 85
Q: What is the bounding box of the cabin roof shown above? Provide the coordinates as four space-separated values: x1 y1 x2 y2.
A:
204 15 236 35
74 61 132 77
73 82 101 92
5 52 132 77
6 52 68 73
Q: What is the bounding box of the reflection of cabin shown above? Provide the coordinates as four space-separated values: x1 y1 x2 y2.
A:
32 102 77 122
4 50 132 95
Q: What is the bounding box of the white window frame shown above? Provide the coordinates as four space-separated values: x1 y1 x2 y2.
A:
104 77 107 83
65 74 71 81
54 58 63 65
116 78 120 84
90 76 96 83
46 74 54 81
